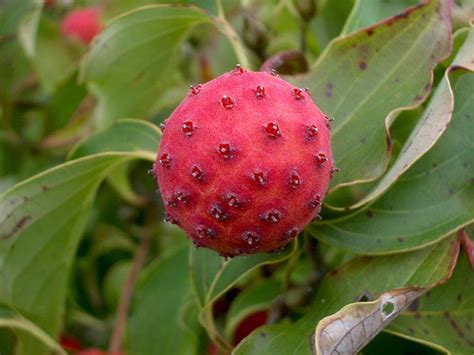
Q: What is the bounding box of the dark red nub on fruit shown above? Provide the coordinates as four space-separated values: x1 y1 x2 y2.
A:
265 122 282 139
252 171 266 186
220 95 235 109
182 120 195 136
261 209 282 223
190 84 202 95
218 143 234 159
191 165 204 180
293 87 305 100
307 125 318 140
255 85 266 98
289 171 301 189
316 152 328 167
154 68 333 256
159 154 172 169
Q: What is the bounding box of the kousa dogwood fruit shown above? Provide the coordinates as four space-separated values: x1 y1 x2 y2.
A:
61 7 102 45
153 66 334 257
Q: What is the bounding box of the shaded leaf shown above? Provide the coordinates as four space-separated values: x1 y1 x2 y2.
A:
225 279 281 339
351 27 474 209
234 236 459 355
310 56 474 254
0 120 159 354
126 247 200 355
80 5 212 128
388 252 474 354
295 0 452 190
19 15 79 92
0 305 66 355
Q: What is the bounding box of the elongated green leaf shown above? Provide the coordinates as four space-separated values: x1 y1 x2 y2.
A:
310 67 474 254
388 252 474 354
126 247 200 355
69 118 160 160
80 5 212 128
0 305 66 355
234 236 459 355
295 0 452 190
351 27 474 209
0 120 159 355
341 0 420 35
190 242 295 308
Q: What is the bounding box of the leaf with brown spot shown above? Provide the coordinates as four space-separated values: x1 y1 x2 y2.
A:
310 31 474 253
350 27 474 209
294 0 452 191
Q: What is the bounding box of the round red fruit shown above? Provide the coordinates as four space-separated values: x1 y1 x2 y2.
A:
154 67 333 257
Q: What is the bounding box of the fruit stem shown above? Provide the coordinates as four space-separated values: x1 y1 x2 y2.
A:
214 0 251 69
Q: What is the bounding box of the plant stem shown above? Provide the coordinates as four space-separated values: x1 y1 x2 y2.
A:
108 229 152 353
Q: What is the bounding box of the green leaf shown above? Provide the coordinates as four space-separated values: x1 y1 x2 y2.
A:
19 15 80 92
190 242 295 308
0 305 66 355
225 279 281 340
69 118 160 160
341 0 420 35
295 0 452 190
387 252 474 354
310 57 474 254
350 27 474 209
234 236 459 355
80 5 212 128
126 246 200 355
0 119 160 354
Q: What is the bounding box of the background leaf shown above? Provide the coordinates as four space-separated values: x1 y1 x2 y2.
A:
0 305 66 355
294 0 452 190
126 246 201 355
0 120 159 354
80 5 212 128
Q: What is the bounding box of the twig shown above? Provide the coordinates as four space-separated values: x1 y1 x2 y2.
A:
108 229 152 353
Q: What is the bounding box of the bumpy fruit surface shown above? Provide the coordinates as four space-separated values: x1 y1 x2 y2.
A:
61 7 102 45
154 67 333 257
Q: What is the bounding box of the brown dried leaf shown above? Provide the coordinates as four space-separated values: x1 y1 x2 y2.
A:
314 287 426 355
